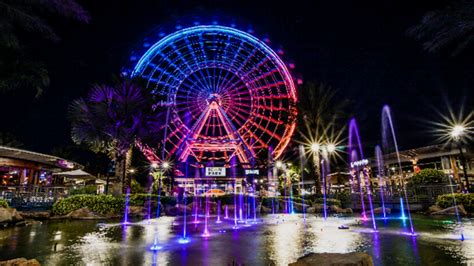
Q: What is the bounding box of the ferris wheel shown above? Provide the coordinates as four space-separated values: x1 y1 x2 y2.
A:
132 25 297 164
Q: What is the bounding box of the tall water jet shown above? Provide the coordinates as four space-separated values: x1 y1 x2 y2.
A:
202 180 210 237
231 156 239 229
399 197 406 220
382 105 415 235
446 175 464 240
375 146 387 219
320 157 328 220
348 118 377 231
123 187 131 225
224 205 229 219
193 168 199 224
363 166 377 230
179 163 190 244
349 125 367 221
216 200 222 223
299 145 307 220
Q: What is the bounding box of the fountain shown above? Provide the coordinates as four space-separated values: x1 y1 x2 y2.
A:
381 105 415 235
216 200 222 224
193 168 199 224
375 145 387 219
123 187 131 225
348 118 377 231
298 145 307 220
231 157 239 229
202 180 210 237
446 175 465 241
320 157 328 220
349 132 366 221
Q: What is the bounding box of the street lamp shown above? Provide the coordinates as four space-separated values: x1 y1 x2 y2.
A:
451 125 465 140
311 143 320 152
326 143 336 153
450 124 470 193
275 160 283 169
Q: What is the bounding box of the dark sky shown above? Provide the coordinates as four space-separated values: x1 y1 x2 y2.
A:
1 0 472 155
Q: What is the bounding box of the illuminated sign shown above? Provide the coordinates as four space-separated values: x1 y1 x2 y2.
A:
205 167 226 177
350 159 369 168
245 169 259 175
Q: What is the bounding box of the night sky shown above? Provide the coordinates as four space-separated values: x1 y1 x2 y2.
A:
1 0 472 156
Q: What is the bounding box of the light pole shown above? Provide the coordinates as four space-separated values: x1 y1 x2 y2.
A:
451 125 470 193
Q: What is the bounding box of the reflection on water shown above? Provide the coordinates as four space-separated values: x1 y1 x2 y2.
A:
0 214 472 265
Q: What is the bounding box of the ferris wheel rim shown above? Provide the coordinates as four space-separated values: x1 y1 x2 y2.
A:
131 25 297 160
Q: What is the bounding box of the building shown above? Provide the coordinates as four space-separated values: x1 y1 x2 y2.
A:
0 145 82 186
379 144 473 188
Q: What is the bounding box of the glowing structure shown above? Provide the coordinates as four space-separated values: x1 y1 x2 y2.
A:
131 25 297 164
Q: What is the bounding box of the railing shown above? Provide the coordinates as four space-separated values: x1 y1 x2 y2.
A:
349 184 457 210
0 186 68 209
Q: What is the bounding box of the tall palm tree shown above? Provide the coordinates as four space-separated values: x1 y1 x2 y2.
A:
69 81 159 193
408 0 474 56
296 82 350 195
0 0 89 96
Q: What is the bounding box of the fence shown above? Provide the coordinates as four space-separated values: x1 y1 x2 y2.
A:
349 184 456 211
0 186 68 210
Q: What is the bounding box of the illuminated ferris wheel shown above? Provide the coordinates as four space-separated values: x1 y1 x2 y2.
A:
132 25 297 164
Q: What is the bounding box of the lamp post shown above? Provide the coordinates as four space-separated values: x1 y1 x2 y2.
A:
451 125 470 193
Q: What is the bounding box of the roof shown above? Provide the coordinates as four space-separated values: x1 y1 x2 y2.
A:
0 145 83 171
52 169 94 177
371 144 471 165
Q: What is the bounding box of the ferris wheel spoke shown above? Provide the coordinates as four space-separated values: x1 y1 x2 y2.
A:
132 25 296 162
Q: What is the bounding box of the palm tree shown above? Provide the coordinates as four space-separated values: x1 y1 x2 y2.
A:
0 0 89 96
0 132 23 148
296 82 350 195
69 81 159 193
407 0 474 56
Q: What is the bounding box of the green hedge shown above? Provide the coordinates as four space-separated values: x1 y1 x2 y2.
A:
436 193 474 213
52 195 124 216
409 168 447 185
0 199 8 208
312 198 341 207
69 185 97 195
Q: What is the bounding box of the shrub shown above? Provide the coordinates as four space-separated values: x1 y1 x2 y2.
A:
436 193 474 213
69 185 97 195
130 179 145 194
52 194 124 216
0 199 8 208
333 191 351 207
409 169 447 185
312 198 341 207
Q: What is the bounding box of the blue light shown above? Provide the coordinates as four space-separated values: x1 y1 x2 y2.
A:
150 244 162 251
178 237 190 244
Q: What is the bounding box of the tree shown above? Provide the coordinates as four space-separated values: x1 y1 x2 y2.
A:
408 0 474 56
296 82 350 194
0 131 23 148
69 81 160 193
0 0 89 96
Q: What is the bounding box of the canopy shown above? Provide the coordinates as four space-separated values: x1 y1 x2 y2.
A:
53 169 94 178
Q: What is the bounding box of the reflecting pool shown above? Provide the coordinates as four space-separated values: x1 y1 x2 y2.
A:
0 214 472 265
